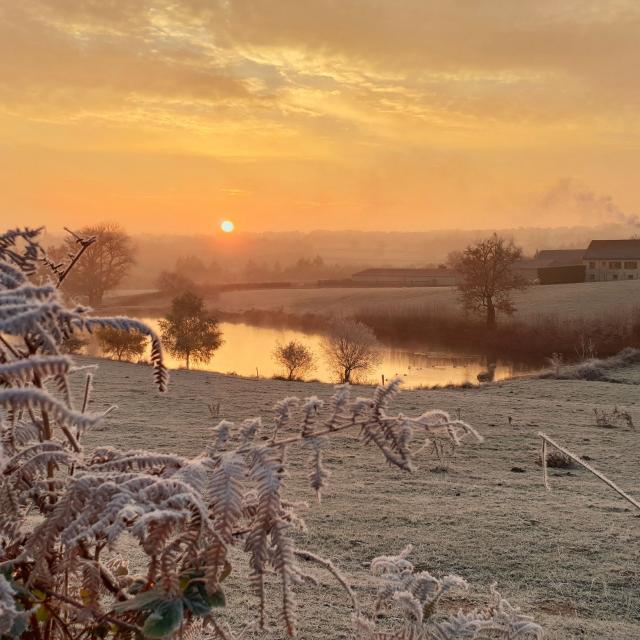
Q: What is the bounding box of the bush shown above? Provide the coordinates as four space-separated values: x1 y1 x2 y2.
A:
321 318 381 383
97 325 147 361
594 406 634 429
539 450 575 469
273 340 315 381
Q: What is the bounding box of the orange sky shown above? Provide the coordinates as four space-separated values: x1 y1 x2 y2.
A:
1 1 639 234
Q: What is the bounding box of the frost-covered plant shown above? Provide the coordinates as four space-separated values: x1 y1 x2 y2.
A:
0 227 539 639
594 406 634 430
355 546 543 639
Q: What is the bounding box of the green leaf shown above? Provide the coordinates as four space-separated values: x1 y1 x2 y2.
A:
142 599 183 638
30 589 46 602
182 582 225 616
35 605 50 622
112 587 163 613
208 588 225 608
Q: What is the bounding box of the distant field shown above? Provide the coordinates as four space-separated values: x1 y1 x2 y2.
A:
84 356 640 639
111 278 640 321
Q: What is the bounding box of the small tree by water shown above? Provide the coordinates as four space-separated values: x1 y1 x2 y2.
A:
450 234 528 328
321 318 381 383
159 291 223 368
97 326 146 361
273 340 315 380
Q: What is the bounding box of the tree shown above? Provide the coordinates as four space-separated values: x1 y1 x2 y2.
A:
156 270 197 294
321 318 381 383
449 234 528 329
97 326 146 361
59 222 135 306
159 291 223 368
273 340 315 380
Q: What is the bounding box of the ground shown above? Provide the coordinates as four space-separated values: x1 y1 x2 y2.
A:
80 356 640 639
109 278 640 321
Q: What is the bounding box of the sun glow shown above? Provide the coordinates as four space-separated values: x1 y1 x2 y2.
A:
220 220 235 233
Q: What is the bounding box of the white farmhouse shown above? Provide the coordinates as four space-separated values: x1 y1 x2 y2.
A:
583 239 640 281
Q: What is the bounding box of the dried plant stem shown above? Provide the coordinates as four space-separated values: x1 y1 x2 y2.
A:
270 418 464 449
0 332 20 358
56 229 95 287
42 590 142 638
538 432 640 511
294 548 359 613
81 373 92 414
541 438 548 490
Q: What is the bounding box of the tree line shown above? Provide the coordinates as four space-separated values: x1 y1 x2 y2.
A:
96 290 382 384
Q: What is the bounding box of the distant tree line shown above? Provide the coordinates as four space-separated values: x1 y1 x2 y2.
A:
156 254 360 291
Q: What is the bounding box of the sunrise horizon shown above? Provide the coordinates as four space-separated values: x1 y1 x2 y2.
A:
2 1 639 234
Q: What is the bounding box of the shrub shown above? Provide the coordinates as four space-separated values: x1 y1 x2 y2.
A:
594 406 634 429
321 318 381 384
97 325 147 361
539 450 574 469
0 228 541 639
273 340 315 381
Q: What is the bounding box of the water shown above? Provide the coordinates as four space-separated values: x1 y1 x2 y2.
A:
88 319 537 388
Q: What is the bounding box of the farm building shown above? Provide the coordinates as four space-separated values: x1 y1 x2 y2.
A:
513 249 586 283
351 267 458 287
583 239 640 281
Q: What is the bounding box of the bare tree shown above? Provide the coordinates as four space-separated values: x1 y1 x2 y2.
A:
273 340 315 380
449 234 528 328
159 291 223 369
58 222 135 306
321 318 381 383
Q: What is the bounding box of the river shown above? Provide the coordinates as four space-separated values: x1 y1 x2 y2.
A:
88 319 537 388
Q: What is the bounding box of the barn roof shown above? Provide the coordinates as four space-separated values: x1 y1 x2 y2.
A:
583 239 640 260
514 249 585 270
535 249 585 265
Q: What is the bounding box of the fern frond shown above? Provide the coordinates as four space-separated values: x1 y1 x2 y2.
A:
0 388 106 431
75 316 168 392
271 518 298 636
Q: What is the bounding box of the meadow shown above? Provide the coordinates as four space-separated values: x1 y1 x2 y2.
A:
110 278 640 321
107 279 640 364
84 356 640 639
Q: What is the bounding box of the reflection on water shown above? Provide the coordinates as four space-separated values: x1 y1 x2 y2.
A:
87 319 537 388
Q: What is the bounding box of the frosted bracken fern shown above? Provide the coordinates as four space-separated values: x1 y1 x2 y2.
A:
355 547 543 639
0 227 541 639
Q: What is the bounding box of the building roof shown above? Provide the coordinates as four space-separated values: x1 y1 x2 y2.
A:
583 239 640 260
535 249 586 266
353 268 456 278
514 249 585 270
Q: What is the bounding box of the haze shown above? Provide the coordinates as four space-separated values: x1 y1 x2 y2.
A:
1 1 639 233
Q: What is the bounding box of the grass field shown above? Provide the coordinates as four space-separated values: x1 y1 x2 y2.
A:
109 278 640 321
82 356 640 639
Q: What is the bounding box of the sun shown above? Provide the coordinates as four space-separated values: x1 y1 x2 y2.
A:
220 220 235 233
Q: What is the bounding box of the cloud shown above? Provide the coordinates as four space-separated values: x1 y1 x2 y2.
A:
1 0 639 233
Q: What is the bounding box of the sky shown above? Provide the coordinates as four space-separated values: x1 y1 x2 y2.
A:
1 0 639 234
